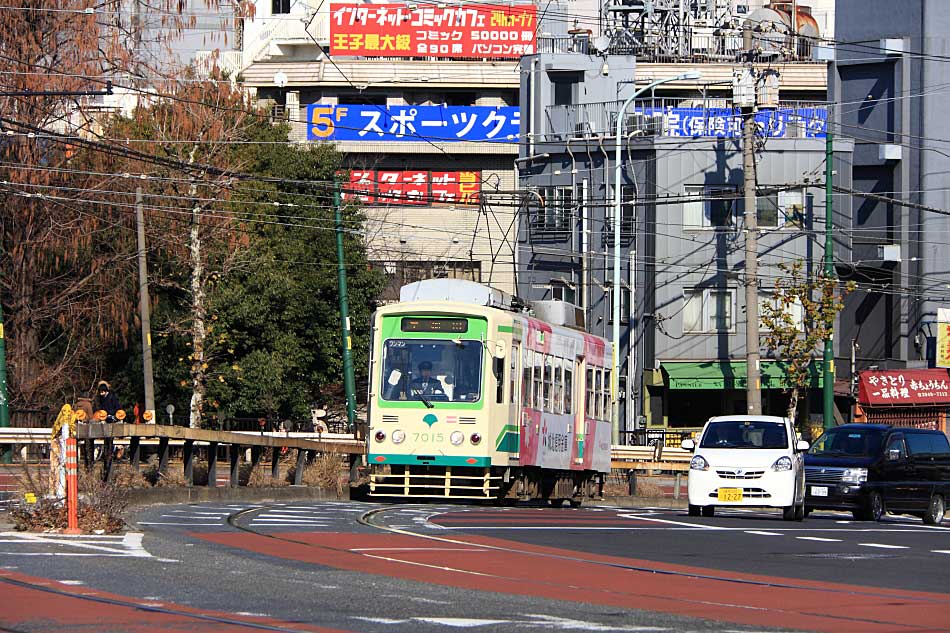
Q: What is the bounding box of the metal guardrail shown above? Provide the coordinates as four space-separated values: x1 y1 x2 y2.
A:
1 425 366 488
610 444 691 472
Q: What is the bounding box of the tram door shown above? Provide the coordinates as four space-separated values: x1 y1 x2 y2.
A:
573 356 586 465
510 342 521 454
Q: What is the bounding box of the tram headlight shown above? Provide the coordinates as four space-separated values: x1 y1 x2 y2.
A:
392 430 406 444
470 432 482 446
374 430 386 443
450 431 464 446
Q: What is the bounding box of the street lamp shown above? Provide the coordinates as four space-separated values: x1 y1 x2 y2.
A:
611 71 702 445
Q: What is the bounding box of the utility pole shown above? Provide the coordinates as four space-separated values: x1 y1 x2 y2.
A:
0 296 9 464
740 24 762 416
823 129 835 430
334 184 357 434
135 187 155 422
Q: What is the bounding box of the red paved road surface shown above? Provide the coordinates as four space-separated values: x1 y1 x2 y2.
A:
200 530 950 633
0 568 352 632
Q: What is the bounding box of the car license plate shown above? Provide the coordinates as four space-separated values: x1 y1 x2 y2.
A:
810 486 828 497
717 488 743 502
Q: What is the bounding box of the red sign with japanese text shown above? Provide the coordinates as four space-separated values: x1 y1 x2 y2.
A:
857 369 950 405
329 3 537 59
341 170 481 205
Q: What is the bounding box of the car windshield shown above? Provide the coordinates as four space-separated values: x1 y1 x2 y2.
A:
808 429 884 457
380 339 483 403
699 420 788 449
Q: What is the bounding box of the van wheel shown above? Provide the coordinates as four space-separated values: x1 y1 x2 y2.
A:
859 491 884 522
688 504 700 517
782 505 797 521
795 503 805 521
924 495 945 525
701 506 715 517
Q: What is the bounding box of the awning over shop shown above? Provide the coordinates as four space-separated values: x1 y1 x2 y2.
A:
857 369 950 406
662 361 823 390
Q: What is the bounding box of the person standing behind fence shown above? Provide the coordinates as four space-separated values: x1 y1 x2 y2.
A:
92 381 121 421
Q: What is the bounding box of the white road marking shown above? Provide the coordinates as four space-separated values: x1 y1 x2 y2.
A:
58 580 84 585
412 617 511 627
616 514 728 530
159 515 221 521
0 552 133 557
744 531 783 536
858 543 909 549
138 522 221 526
931 550 950 554
353 617 408 625
352 547 487 552
0 532 150 557
796 536 842 542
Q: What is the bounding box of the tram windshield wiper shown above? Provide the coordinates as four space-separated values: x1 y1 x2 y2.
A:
415 393 434 409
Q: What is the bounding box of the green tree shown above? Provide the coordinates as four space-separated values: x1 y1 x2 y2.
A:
204 122 384 425
760 260 854 429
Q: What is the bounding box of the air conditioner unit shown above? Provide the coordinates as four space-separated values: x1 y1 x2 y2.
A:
623 112 663 136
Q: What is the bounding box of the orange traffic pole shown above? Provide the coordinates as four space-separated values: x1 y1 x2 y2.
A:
64 436 80 534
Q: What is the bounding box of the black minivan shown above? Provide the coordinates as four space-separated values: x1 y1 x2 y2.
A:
804 424 950 524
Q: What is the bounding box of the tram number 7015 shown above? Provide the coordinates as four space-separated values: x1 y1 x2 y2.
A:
413 432 445 443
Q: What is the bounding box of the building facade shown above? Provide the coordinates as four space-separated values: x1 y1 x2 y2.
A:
517 19 851 438
832 0 950 374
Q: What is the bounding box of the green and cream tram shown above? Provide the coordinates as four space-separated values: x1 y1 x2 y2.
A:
367 279 613 504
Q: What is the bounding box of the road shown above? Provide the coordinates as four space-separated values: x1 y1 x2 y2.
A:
1 501 949 632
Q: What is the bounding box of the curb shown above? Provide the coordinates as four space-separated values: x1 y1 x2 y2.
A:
124 485 349 508
600 496 688 510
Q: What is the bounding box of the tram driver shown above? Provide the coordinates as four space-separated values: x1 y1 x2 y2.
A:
410 361 445 398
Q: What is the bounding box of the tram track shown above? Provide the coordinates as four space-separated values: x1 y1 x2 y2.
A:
222 503 950 632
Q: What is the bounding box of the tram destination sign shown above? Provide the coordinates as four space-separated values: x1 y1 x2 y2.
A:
401 318 469 333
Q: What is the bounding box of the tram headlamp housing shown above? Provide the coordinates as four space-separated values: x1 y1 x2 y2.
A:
374 430 386 443
470 432 482 446
450 431 464 446
391 430 406 444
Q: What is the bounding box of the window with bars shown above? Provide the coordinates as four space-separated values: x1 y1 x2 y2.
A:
272 0 291 14
605 184 637 236
531 186 574 232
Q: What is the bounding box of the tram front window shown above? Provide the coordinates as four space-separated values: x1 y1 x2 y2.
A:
381 339 483 403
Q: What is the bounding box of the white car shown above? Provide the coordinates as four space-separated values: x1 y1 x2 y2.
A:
682 415 810 521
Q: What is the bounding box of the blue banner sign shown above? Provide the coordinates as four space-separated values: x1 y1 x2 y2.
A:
640 107 827 138
307 104 520 142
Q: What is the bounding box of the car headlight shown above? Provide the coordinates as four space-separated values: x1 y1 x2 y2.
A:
690 455 709 471
391 430 406 444
771 456 792 472
841 467 868 484
450 431 464 446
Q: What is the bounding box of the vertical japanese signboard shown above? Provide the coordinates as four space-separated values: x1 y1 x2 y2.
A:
330 3 537 59
341 170 481 205
937 308 950 368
